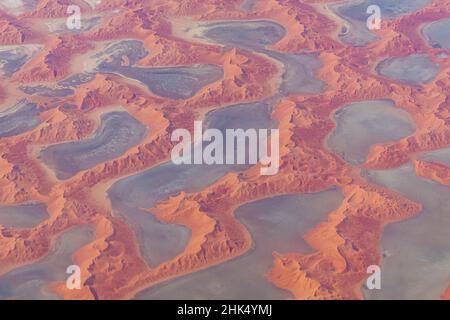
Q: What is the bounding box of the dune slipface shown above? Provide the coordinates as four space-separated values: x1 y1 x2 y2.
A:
0 0 448 302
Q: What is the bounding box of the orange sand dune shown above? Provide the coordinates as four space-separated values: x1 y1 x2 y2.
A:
413 159 450 186
442 285 450 300
0 13 31 45
12 36 93 82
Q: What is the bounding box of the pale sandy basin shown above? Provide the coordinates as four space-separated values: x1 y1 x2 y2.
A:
364 164 450 300
327 99 416 164
0 226 94 300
